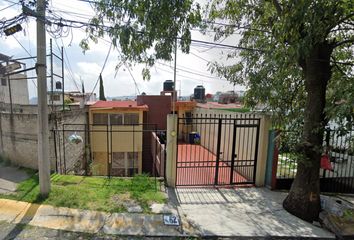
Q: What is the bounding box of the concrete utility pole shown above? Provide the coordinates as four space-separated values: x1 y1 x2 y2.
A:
37 0 50 196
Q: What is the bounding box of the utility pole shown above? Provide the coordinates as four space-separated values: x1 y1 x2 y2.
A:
37 0 50 196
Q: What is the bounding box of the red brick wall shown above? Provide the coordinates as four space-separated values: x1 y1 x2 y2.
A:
137 95 171 130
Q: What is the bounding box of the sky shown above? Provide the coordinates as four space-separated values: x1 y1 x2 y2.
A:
0 0 245 99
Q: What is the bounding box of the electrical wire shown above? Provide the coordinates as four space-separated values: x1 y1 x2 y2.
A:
157 62 224 80
87 42 112 99
0 2 18 12
59 38 81 91
11 35 37 88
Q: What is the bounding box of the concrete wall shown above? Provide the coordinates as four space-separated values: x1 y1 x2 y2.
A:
165 114 177 187
137 95 171 130
0 103 88 172
0 73 29 105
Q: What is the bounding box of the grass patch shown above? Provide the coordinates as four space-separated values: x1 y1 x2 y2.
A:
0 173 166 213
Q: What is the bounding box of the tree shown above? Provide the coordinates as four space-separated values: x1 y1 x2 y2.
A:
99 73 106 101
208 0 354 222
81 0 202 80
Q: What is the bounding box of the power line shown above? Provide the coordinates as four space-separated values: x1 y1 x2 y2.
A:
88 42 113 99
58 38 81 91
12 35 37 88
155 66 227 83
157 62 224 80
2 0 19 5
29 12 265 52
0 2 18 12
189 51 211 63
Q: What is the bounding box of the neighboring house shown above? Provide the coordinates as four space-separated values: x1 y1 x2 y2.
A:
67 91 97 103
175 101 197 142
89 100 148 176
47 91 97 106
47 91 64 105
0 54 29 105
137 94 171 130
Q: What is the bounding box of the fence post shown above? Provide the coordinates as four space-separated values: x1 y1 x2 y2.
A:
165 114 177 187
265 129 278 189
255 114 272 186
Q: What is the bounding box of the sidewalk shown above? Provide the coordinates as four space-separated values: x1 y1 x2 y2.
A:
0 198 186 238
169 187 336 239
0 166 30 194
0 188 337 239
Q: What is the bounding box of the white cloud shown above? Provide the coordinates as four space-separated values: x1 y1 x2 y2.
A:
0 0 245 99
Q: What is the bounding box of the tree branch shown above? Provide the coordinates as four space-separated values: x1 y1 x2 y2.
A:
331 60 354 66
334 37 354 48
272 0 282 15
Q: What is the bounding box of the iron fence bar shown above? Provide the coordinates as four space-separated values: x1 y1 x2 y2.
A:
230 119 237 184
109 123 112 178
252 122 260 184
63 124 66 174
106 124 109 178
84 123 88 176
248 118 254 181
175 117 181 186
178 117 262 121
214 118 222 185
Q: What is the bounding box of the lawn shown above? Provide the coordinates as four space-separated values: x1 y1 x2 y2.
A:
0 173 166 213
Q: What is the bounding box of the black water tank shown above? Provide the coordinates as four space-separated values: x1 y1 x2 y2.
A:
55 81 62 89
194 85 205 101
163 80 174 91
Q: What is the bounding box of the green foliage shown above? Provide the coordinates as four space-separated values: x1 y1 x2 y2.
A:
0 174 165 213
63 98 72 105
208 0 354 127
83 0 202 80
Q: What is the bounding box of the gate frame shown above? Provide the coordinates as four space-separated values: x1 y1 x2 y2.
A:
175 115 261 187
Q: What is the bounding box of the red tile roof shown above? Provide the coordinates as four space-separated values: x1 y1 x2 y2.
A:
90 100 148 110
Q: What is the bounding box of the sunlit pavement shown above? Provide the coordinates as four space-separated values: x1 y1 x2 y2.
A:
169 187 335 239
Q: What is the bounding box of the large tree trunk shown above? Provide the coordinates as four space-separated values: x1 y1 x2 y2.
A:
283 42 333 222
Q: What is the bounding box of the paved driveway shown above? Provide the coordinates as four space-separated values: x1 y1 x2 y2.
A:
169 187 335 239
0 166 30 194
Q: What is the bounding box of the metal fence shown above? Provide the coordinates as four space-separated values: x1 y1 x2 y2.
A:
176 114 261 186
52 123 166 178
273 127 354 193
151 131 166 179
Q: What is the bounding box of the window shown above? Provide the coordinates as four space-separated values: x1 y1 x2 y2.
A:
92 113 139 125
93 113 108 125
50 94 60 101
1 78 7 86
111 152 139 177
112 152 125 168
110 114 123 125
124 113 139 125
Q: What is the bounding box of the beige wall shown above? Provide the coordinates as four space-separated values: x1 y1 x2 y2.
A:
165 114 177 187
89 108 144 176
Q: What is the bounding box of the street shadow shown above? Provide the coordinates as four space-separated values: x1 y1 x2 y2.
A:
2 201 41 240
0 166 31 184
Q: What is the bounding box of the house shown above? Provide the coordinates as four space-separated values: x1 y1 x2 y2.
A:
89 100 148 176
0 54 29 105
47 91 97 106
